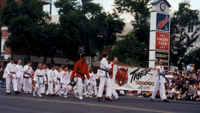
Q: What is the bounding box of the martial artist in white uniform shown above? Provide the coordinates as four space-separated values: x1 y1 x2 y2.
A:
151 59 170 102
33 63 46 97
46 65 56 96
97 52 113 101
60 66 70 98
41 65 48 94
16 60 24 92
83 75 88 96
54 68 62 95
5 58 19 94
23 61 33 94
87 71 97 97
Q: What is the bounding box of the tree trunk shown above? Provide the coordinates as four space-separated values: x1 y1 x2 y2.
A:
27 48 30 61
43 51 47 63
50 48 55 64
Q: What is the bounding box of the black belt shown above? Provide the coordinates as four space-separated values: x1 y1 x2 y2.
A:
78 73 84 77
57 78 60 82
158 73 168 81
37 75 44 84
100 69 110 78
23 75 30 78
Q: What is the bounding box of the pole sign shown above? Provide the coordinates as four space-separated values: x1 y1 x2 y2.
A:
156 13 170 32
155 32 169 51
155 52 169 60
149 0 171 70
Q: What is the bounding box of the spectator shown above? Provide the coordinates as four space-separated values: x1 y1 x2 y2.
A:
184 72 190 82
184 85 195 100
193 88 200 101
178 83 188 100
193 81 199 91
173 88 180 100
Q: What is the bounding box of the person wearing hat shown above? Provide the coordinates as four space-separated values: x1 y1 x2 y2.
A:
71 54 90 100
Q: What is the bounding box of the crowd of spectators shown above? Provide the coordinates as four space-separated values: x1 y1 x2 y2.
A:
119 69 200 101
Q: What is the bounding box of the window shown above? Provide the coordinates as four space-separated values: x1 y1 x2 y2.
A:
1 38 6 52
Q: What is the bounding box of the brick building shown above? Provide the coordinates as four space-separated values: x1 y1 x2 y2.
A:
0 0 53 67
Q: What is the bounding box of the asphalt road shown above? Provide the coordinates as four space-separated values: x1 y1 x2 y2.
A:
0 88 199 113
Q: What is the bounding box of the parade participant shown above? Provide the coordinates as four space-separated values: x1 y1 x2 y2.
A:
109 57 119 99
71 54 90 100
46 64 56 96
5 58 19 94
87 68 97 97
150 59 170 102
97 51 113 101
54 67 62 95
23 61 33 94
16 60 24 92
83 74 88 96
60 65 70 98
41 64 48 94
33 63 46 97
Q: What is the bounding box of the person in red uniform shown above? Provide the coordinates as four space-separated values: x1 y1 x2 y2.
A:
71 54 90 100
109 57 119 99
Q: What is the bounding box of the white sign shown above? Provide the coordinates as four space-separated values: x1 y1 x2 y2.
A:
86 56 91 67
112 65 157 91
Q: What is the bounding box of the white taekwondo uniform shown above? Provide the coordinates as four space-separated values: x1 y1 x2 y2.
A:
151 65 167 100
16 64 24 92
87 72 97 96
33 69 46 97
5 62 17 93
46 69 55 95
23 65 33 93
97 57 112 97
60 71 70 97
54 69 61 95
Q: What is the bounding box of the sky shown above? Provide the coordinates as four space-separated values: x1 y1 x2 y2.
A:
43 0 200 23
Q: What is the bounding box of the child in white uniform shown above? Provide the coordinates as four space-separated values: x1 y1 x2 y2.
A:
33 63 46 97
60 65 70 98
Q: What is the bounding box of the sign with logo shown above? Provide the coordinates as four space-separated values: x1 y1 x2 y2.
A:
156 32 169 51
155 52 169 60
112 65 157 91
156 13 170 32
187 64 195 71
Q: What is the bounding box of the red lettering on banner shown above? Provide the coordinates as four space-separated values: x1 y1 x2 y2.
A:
156 15 169 30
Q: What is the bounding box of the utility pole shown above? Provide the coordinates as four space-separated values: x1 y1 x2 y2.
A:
81 0 86 51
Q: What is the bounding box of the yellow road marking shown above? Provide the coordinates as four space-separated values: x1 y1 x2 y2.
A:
0 95 173 113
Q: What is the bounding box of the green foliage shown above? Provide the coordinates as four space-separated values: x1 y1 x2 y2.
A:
170 1 200 69
55 0 125 60
1 0 51 61
114 0 150 66
109 33 145 66
184 49 200 71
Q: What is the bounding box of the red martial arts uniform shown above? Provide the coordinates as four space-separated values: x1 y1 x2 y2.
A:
109 64 114 79
71 60 90 79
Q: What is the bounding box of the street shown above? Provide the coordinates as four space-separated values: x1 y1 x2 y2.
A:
0 88 199 113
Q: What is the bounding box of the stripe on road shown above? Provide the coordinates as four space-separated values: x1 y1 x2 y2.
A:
0 95 173 113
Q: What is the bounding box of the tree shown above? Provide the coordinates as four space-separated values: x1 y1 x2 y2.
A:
114 0 150 66
170 1 200 69
1 0 51 61
55 0 125 60
184 49 200 71
109 33 145 66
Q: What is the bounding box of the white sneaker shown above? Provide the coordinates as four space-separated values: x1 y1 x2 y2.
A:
29 91 32 94
86 95 90 98
59 94 62 97
79 96 83 100
33 91 36 97
115 96 119 99
26 92 29 94
38 95 42 98
63 95 68 98
89 95 93 98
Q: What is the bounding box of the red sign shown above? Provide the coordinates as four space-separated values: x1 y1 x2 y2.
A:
156 32 169 51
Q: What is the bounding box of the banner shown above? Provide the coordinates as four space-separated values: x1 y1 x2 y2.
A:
112 65 157 91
